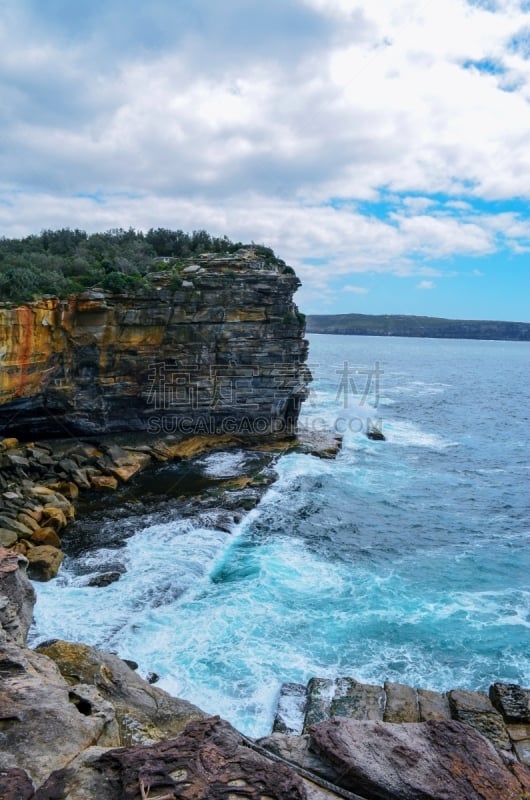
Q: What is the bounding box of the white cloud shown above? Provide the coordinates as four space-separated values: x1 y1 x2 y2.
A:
1 0 530 309
343 285 369 294
417 280 436 290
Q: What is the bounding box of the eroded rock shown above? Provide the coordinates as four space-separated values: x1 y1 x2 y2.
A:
310 717 529 800
35 717 307 800
36 639 205 744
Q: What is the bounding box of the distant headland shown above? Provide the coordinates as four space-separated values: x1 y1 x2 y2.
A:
306 313 530 341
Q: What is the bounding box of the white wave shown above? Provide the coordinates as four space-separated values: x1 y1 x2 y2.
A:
386 419 458 449
196 449 247 477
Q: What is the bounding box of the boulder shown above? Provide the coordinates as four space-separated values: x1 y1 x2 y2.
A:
490 682 530 724
26 545 64 581
35 717 306 800
0 528 18 547
30 527 62 548
86 571 122 587
310 717 529 800
0 643 119 788
417 688 451 721
448 688 511 751
0 548 35 645
384 681 419 723
36 639 205 744
273 681 307 735
90 474 119 491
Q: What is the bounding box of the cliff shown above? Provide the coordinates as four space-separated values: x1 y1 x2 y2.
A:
0 249 309 438
306 313 530 341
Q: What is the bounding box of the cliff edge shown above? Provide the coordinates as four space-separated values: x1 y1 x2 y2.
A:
0 248 309 438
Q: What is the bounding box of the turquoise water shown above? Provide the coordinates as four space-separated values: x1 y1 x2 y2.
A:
32 334 530 737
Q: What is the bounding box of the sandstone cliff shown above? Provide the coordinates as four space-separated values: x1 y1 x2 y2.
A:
0 249 309 437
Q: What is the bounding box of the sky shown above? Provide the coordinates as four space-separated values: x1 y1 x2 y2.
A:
1 0 530 319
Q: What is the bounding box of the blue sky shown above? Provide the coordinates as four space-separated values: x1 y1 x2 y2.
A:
1 0 530 319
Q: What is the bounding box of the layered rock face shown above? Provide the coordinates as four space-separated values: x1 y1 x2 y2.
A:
0 250 309 437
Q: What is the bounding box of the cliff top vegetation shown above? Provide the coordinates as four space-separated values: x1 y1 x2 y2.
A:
0 227 283 303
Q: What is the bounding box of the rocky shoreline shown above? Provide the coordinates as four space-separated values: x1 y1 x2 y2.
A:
2 545 530 799
0 430 342 584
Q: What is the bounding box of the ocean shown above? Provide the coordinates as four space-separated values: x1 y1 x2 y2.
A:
31 333 530 738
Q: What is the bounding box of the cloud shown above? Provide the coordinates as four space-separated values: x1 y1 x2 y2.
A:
416 280 436 290
343 285 369 294
1 0 530 310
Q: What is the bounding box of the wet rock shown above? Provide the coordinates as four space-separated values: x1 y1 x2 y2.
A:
449 688 511 751
26 545 64 581
303 678 335 733
330 677 385 722
310 717 528 800
146 671 159 684
490 682 530 724
273 682 307 735
366 427 386 441
87 571 122 587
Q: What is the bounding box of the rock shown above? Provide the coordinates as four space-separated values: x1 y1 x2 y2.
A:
36 640 205 744
0 515 34 537
87 571 122 587
1 438 19 449
303 678 335 733
45 481 79 500
329 677 385 722
448 688 511 751
273 682 307 735
26 545 64 581
0 767 35 800
41 505 69 529
490 682 530 723
366 427 386 441
0 528 18 547
30 528 61 549
508 726 530 766
0 548 35 645
146 671 159 684
310 717 528 800
90 474 119 491
16 511 40 532
30 527 62 548
36 717 306 800
417 688 451 721
0 642 120 788
258 733 340 783
384 681 420 723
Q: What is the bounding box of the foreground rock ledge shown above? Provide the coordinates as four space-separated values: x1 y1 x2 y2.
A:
2 509 530 799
